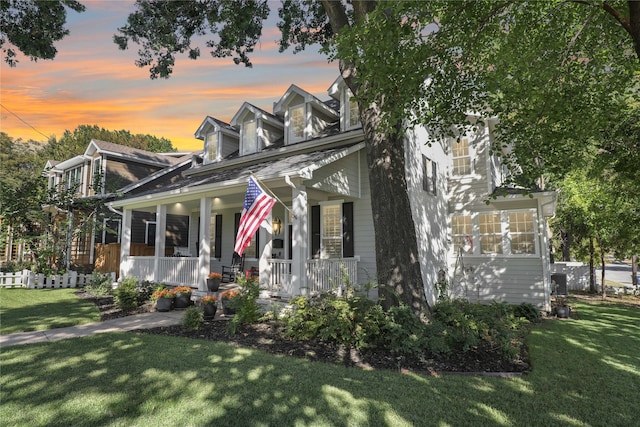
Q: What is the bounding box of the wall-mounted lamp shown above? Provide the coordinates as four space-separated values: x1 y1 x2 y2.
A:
272 217 282 236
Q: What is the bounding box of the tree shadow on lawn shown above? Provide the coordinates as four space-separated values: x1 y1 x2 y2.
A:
1 301 638 426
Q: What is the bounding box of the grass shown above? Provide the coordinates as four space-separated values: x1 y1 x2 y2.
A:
0 288 101 334
1 296 639 426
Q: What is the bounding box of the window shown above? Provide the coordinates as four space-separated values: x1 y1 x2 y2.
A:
452 138 472 176
92 158 102 192
145 221 156 246
422 155 437 194
64 166 82 191
242 120 257 155
321 203 342 258
347 90 359 128
206 132 218 161
509 211 535 254
479 213 503 254
289 105 305 142
103 218 121 244
452 215 473 253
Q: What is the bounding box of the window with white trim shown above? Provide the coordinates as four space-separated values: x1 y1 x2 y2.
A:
508 211 536 254
145 221 156 246
64 166 83 191
321 203 342 258
452 138 472 176
479 213 503 254
288 105 305 142
422 155 437 195
206 132 218 161
242 120 257 155
452 215 473 253
346 90 359 129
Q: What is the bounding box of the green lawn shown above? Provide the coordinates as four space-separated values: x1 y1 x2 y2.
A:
1 299 638 426
0 288 101 334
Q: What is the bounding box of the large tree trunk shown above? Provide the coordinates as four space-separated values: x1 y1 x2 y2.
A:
359 103 429 316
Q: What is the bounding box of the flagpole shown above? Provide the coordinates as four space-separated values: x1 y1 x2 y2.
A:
250 174 296 219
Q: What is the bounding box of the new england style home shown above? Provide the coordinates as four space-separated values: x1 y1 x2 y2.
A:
106 77 556 311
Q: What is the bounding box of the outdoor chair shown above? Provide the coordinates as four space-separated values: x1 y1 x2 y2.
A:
221 253 245 283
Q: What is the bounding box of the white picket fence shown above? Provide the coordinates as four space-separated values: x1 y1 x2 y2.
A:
0 270 115 289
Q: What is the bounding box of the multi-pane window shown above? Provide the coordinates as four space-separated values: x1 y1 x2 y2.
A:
422 155 437 195
509 211 535 254
452 215 473 253
206 132 218 161
64 166 82 191
242 120 257 155
321 204 342 258
479 213 503 254
289 105 305 142
452 138 472 176
348 92 359 128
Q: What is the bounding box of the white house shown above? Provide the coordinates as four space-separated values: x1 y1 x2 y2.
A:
108 78 556 311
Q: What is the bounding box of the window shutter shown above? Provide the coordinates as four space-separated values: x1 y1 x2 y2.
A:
311 205 320 258
234 213 241 254
214 214 222 258
342 202 354 257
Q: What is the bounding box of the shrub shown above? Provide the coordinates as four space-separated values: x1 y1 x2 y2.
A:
84 272 113 297
114 277 139 312
136 280 157 305
513 303 542 322
182 306 203 330
228 276 261 335
379 306 429 355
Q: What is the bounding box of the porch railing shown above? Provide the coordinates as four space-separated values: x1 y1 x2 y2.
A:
306 257 359 294
267 259 293 295
121 256 198 286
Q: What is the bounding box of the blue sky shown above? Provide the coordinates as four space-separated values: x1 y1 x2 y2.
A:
1 0 338 151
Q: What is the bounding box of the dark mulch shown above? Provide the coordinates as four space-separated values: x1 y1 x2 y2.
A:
78 291 530 376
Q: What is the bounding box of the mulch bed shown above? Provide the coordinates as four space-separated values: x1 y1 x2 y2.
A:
77 291 530 376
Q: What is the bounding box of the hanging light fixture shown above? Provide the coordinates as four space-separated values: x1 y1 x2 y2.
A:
272 217 282 236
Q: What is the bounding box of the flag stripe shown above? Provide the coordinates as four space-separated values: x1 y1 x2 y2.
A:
234 177 276 256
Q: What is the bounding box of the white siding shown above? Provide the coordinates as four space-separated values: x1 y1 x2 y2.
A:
450 256 548 309
352 150 377 293
307 153 361 197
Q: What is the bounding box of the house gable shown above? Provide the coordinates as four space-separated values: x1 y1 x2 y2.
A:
230 102 284 156
194 116 240 164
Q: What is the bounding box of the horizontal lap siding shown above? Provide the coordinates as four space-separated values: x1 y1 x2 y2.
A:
455 257 546 307
352 151 376 287
307 154 360 197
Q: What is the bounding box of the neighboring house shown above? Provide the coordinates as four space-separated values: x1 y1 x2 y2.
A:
108 78 557 311
43 140 193 270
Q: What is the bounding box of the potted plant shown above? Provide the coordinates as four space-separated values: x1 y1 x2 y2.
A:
173 286 193 309
152 288 175 312
554 296 571 318
200 295 218 319
207 272 222 292
220 289 239 315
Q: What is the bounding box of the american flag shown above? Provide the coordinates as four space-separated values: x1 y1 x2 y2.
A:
234 176 276 256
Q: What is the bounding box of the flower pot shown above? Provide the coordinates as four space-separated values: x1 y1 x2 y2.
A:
156 297 173 312
222 301 236 316
174 292 192 309
207 278 220 292
203 304 217 320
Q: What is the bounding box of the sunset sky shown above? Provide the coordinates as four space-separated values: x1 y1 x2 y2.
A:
0 1 338 151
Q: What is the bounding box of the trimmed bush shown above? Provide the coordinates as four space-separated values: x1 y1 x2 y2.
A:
114 277 139 312
182 306 204 330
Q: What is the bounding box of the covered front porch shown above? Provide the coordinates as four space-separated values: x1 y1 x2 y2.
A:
120 255 360 298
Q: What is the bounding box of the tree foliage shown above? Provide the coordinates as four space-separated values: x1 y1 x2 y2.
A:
0 0 85 66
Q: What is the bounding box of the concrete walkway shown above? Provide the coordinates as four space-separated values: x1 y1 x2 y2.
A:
0 310 184 348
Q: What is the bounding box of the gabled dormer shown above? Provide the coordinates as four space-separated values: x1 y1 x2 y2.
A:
328 77 361 132
45 155 89 197
194 116 240 164
273 84 340 145
230 102 284 156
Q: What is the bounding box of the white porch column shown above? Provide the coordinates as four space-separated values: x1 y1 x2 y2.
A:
188 212 199 257
291 185 308 295
120 208 132 280
259 213 273 286
198 197 212 291
154 204 167 282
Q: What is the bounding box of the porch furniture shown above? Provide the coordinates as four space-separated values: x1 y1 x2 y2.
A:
221 253 245 283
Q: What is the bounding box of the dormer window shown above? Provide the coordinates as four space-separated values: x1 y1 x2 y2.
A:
288 105 305 143
347 91 359 129
65 166 83 191
206 132 218 162
242 120 257 155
